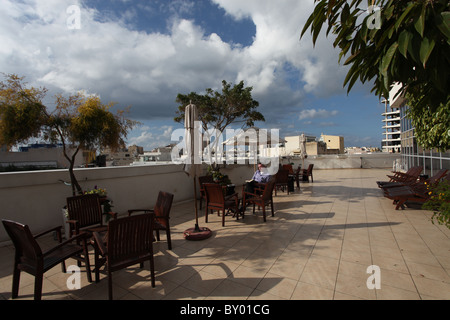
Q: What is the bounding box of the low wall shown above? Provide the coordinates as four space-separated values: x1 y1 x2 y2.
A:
296 153 401 170
0 163 254 244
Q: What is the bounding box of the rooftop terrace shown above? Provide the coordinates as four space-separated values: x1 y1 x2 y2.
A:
1 168 449 301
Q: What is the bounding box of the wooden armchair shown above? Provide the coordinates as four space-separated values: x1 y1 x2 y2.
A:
198 175 214 210
66 193 117 237
92 214 156 300
242 178 276 222
275 169 290 196
302 164 314 182
282 164 294 174
203 183 240 227
2 219 92 300
293 166 301 189
128 191 174 250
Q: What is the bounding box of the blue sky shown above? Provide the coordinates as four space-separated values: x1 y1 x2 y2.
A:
0 0 384 150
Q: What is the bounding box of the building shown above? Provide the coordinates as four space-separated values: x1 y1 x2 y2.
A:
389 83 449 175
285 134 344 156
0 143 85 170
102 145 144 167
135 145 174 163
319 134 345 154
382 93 401 153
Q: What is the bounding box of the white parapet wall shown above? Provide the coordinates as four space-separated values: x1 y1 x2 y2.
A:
0 163 254 244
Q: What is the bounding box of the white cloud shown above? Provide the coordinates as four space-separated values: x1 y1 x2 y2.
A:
299 109 339 120
0 0 355 149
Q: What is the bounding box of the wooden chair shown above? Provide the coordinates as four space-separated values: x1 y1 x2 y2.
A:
66 193 116 237
66 193 117 278
381 169 447 191
383 173 449 210
383 182 430 210
293 166 301 189
302 164 314 182
282 164 294 174
2 219 92 300
377 166 423 188
128 191 174 250
198 175 214 210
275 169 290 196
92 214 156 300
203 183 240 227
242 178 276 222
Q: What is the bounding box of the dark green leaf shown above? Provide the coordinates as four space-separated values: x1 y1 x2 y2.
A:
398 30 412 58
381 42 398 76
394 2 415 31
419 37 436 68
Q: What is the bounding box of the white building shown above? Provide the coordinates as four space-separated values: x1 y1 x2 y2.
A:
381 86 402 153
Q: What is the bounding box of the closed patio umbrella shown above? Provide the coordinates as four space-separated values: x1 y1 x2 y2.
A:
299 133 307 164
183 102 212 240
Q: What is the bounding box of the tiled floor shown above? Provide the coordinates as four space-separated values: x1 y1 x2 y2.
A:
1 168 449 300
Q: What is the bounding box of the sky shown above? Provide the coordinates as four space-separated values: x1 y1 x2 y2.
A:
0 0 386 151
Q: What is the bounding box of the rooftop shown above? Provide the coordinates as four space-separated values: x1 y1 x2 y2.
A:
1 168 449 301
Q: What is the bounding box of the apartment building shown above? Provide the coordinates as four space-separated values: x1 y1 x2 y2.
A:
389 83 449 175
382 93 401 153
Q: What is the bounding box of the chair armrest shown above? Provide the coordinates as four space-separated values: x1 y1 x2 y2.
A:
105 211 118 219
92 231 108 256
128 209 154 216
33 226 63 240
42 231 89 256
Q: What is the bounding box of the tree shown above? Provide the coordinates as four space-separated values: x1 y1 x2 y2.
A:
0 74 136 195
301 0 450 150
174 80 265 165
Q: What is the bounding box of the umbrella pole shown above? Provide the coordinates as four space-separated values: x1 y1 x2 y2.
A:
184 176 212 241
193 177 200 232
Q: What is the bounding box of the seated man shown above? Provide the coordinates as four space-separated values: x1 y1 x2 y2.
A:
245 163 271 194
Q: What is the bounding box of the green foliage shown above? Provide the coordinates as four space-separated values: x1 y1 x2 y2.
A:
174 80 265 133
423 179 450 228
301 0 450 150
0 74 136 195
406 91 450 151
0 74 48 147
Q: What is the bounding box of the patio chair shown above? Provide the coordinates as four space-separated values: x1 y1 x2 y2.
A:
66 193 117 238
2 219 92 300
302 164 314 182
293 166 301 189
383 182 431 210
128 191 174 250
377 166 422 188
66 193 117 277
282 164 294 174
242 178 276 222
92 214 156 300
274 169 290 196
203 183 240 227
198 175 214 210
380 169 447 191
